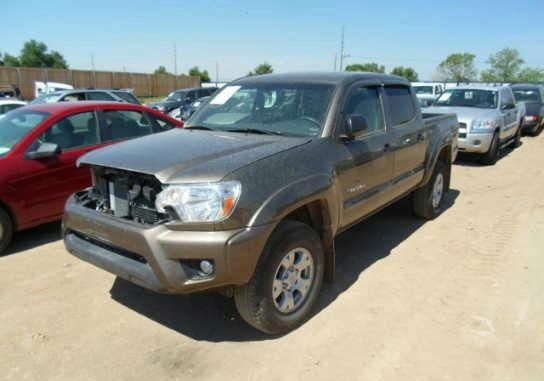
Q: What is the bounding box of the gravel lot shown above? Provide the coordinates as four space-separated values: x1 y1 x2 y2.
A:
1 135 543 381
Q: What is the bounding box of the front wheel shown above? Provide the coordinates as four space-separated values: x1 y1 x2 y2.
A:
412 160 450 220
480 132 499 165
234 220 324 334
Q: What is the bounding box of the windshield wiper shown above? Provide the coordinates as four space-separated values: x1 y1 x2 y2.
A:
184 125 213 131
225 128 283 136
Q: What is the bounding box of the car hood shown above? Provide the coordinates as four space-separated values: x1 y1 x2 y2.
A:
79 129 311 183
425 106 499 123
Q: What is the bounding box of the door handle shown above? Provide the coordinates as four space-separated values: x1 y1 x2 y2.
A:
383 143 391 152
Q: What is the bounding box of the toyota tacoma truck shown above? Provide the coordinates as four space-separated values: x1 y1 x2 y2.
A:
63 72 458 334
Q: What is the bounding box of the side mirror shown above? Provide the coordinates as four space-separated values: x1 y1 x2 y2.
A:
25 142 60 160
341 114 368 141
501 103 514 110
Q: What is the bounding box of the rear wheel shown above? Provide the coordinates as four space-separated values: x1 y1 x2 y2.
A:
234 220 324 334
480 132 499 165
412 160 450 220
0 208 14 254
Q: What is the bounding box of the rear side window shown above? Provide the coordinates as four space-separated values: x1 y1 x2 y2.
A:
101 110 153 142
61 92 86 102
87 91 116 101
385 86 415 126
112 91 140 104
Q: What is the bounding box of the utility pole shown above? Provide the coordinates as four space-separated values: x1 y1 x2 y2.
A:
215 61 219 85
334 54 338 72
338 25 350 71
173 43 178 75
91 53 95 71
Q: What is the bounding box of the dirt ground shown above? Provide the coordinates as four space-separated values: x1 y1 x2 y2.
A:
1 135 543 381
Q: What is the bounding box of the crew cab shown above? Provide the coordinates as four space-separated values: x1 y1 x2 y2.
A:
0 102 182 253
426 85 522 165
63 73 458 334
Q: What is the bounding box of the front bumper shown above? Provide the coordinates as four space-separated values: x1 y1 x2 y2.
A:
521 118 540 132
457 131 494 154
63 195 273 294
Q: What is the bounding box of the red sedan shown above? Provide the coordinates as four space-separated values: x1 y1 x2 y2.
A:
0 101 183 253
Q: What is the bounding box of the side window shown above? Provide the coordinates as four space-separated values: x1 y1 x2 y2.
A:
87 91 116 101
187 91 198 102
1 104 23 114
40 112 99 150
100 110 153 142
502 90 515 108
61 92 86 102
343 86 385 136
384 86 415 126
149 114 177 131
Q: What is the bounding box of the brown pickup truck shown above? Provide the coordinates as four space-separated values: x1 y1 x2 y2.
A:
63 72 458 334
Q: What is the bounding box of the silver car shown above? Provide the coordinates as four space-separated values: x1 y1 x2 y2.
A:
426 86 521 164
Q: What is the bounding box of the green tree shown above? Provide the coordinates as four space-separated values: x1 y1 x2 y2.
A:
345 62 385 73
5 39 68 68
482 48 524 82
154 65 171 75
390 66 419 81
188 66 211 83
248 62 274 76
516 67 544 83
438 53 477 83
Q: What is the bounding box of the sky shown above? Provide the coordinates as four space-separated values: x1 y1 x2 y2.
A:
3 0 544 81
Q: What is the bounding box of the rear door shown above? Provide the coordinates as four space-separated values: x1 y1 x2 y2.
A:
385 85 429 198
338 85 394 227
15 111 101 224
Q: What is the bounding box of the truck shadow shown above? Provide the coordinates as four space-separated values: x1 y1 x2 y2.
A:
110 189 460 342
2 222 61 257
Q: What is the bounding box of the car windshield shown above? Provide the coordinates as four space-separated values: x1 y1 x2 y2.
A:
187 83 335 137
413 86 433 94
30 93 63 104
435 89 498 109
512 89 541 103
0 110 50 157
165 91 188 102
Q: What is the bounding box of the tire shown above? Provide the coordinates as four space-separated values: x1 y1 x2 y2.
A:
234 220 324 334
0 208 14 255
480 132 499 165
412 160 450 220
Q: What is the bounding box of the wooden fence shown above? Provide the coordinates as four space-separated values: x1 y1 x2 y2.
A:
0 66 201 100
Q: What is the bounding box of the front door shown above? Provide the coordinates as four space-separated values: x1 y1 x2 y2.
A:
15 111 101 224
338 85 394 228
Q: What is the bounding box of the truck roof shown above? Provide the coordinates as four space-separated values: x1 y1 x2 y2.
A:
233 72 410 87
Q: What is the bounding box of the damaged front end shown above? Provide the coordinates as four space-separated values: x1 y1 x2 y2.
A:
76 166 172 225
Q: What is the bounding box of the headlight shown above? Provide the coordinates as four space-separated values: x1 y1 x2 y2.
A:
471 119 498 131
155 181 241 223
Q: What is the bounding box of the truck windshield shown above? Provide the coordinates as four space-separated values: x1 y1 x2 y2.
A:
435 89 497 109
0 110 50 157
187 83 335 137
413 86 433 94
512 89 541 103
